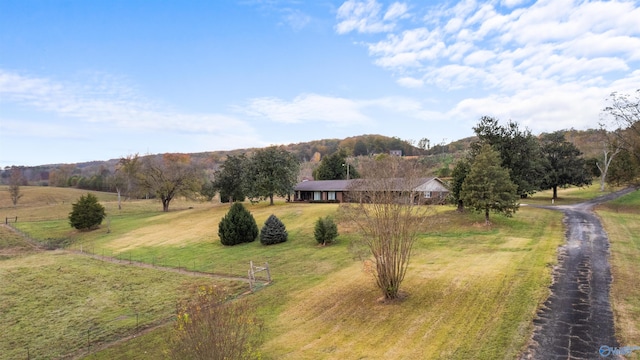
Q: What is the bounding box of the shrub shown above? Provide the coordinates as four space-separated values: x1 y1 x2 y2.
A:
260 214 288 245
218 203 258 246
68 193 106 230
168 284 263 360
314 216 338 245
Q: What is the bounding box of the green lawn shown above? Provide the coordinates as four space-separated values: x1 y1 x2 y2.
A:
0 186 605 359
596 189 640 359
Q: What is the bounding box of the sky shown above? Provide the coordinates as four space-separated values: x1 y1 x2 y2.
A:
1 0 639 168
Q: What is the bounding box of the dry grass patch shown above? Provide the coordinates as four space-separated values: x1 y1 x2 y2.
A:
258 207 563 360
597 193 640 357
0 250 246 360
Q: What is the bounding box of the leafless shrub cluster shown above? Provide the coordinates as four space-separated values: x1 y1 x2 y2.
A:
167 285 262 360
341 156 433 300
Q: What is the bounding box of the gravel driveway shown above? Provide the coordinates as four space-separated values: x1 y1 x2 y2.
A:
521 188 636 360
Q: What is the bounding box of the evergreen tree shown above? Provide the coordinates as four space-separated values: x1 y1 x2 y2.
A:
461 144 519 224
260 214 288 245
450 158 471 211
69 193 106 230
313 148 359 180
212 154 247 203
314 216 338 245
472 116 545 197
218 203 258 246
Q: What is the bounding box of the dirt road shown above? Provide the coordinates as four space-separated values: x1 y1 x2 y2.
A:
521 188 636 359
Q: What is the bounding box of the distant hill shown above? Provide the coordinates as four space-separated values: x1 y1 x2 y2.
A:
1 130 607 187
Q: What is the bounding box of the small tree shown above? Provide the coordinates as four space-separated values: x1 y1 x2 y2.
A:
314 216 338 246
260 214 288 245
8 167 24 206
69 193 106 230
461 144 519 225
218 203 258 246
167 284 262 360
341 156 432 300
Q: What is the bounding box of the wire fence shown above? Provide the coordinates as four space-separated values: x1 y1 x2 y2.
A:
4 220 272 359
14 310 176 360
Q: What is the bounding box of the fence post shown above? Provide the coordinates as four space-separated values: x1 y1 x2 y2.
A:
265 262 271 282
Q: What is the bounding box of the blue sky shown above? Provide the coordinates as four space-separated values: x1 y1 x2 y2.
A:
1 0 639 168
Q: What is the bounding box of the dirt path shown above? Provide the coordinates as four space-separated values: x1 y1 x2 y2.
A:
521 188 636 359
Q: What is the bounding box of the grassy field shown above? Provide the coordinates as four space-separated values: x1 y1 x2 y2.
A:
1 185 634 359
596 189 640 359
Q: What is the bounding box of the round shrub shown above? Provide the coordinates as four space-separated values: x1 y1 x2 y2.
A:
69 193 106 230
260 214 288 245
314 216 338 245
218 203 258 246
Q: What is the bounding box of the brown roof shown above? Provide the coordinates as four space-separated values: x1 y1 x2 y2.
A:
294 178 449 192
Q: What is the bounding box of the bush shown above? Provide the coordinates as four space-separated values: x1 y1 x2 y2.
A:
68 193 106 230
218 203 258 246
314 216 338 245
168 284 263 360
259 214 288 245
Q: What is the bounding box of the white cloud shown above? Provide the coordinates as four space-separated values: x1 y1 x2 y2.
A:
242 94 371 125
335 0 405 34
397 76 424 88
338 0 640 90
384 2 409 21
0 69 254 136
281 8 311 31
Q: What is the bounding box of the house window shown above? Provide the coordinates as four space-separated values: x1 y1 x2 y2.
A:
314 191 321 201
328 191 336 200
424 191 432 198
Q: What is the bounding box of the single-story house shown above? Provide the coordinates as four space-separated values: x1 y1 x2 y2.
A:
293 177 449 204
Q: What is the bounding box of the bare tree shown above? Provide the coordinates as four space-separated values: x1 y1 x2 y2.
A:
112 154 141 209
596 140 621 192
603 89 640 164
8 167 24 206
167 285 262 360
139 153 201 212
341 156 432 300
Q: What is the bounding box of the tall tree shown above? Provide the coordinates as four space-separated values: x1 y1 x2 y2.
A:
472 116 545 197
602 89 640 165
461 144 519 225
595 141 622 192
212 154 247 203
119 154 141 199
341 156 432 300
8 167 24 206
539 132 592 200
606 148 639 186
246 146 300 205
112 154 140 210
450 158 471 212
313 149 359 180
139 153 202 212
